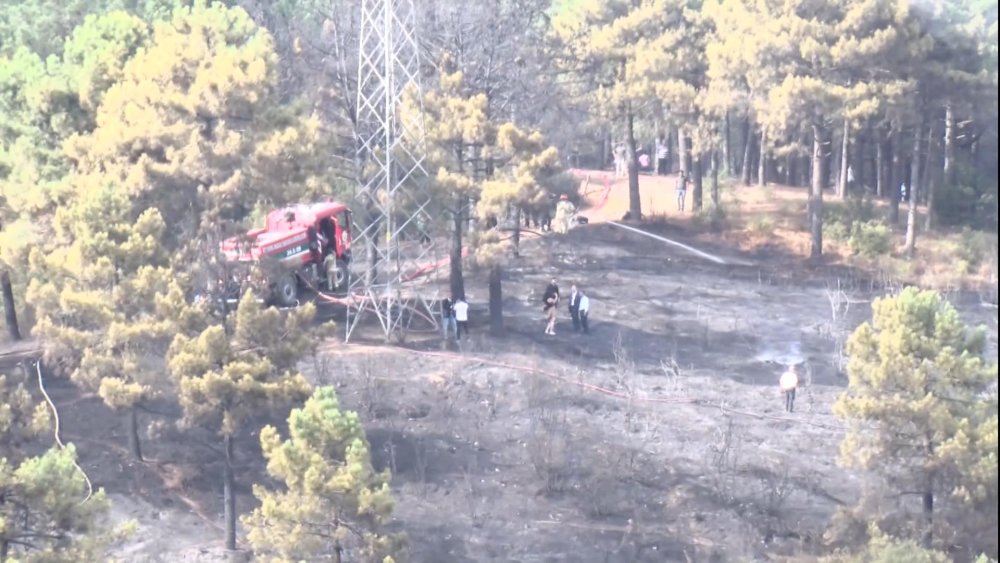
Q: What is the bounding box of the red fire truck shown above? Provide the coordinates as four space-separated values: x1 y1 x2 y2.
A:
220 202 352 306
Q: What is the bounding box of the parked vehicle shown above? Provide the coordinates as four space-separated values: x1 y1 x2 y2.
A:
219 202 353 306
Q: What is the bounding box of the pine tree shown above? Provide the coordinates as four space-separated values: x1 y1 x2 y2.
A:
0 445 114 562
1 371 113 562
243 386 400 563
63 1 336 236
0 371 50 460
822 526 952 563
476 123 560 332
834 287 998 548
1 10 150 342
27 1 337 463
27 185 193 462
401 65 494 300
552 0 703 220
167 292 318 551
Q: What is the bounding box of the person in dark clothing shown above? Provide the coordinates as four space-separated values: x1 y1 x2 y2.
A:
568 284 581 332
441 296 456 340
656 136 669 176
542 278 560 335
578 290 590 335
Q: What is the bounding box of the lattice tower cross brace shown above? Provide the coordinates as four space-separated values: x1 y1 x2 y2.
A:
348 0 437 342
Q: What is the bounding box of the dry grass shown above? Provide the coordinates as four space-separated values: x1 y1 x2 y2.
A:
576 171 998 294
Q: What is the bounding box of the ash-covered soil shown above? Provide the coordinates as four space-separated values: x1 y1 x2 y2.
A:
7 219 996 562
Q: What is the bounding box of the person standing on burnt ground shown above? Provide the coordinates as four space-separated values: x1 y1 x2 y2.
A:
454 295 469 340
543 278 560 336
577 289 590 335
676 171 689 212
554 194 576 234
441 295 456 341
780 364 799 413
656 135 670 176
568 284 581 332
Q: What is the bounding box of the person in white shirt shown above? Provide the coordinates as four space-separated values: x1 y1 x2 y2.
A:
779 365 799 412
453 296 469 340
656 136 669 176
577 290 590 335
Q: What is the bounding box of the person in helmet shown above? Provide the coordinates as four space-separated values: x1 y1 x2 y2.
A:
554 194 576 234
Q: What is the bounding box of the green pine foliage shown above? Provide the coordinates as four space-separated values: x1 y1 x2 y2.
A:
834 287 998 546
0 372 49 461
0 445 114 562
243 386 400 562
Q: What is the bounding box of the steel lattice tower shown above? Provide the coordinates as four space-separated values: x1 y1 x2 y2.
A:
346 0 437 341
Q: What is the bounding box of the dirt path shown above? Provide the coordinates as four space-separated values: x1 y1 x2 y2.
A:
571 168 694 223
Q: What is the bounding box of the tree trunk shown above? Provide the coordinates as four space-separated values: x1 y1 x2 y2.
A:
858 124 870 192
128 405 143 462
223 433 236 551
889 129 901 225
663 124 674 173
1 269 20 341
488 263 503 334
602 126 611 170
809 123 825 260
838 119 850 199
677 128 688 176
786 151 797 187
905 122 922 258
512 207 522 257
692 154 703 211
924 120 938 230
710 150 720 210
741 118 753 185
875 128 885 198
626 107 641 219
943 103 955 187
450 195 465 300
723 112 732 176
757 128 766 187
922 439 935 549
822 127 834 190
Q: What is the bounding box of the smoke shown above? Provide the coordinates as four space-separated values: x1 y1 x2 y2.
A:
753 338 805 367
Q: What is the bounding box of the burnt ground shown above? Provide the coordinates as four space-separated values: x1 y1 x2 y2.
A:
3 219 997 562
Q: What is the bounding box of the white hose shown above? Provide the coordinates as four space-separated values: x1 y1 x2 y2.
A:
608 221 752 266
35 360 93 503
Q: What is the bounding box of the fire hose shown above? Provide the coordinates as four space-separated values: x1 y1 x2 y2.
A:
36 360 94 503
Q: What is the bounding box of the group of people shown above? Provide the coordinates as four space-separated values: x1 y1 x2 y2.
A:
440 295 470 341
611 135 674 178
525 193 577 235
542 278 590 335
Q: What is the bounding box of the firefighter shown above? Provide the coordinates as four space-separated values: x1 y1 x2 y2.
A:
554 194 575 234
323 252 339 292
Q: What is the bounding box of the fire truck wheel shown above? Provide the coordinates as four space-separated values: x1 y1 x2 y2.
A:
334 259 349 289
275 273 299 307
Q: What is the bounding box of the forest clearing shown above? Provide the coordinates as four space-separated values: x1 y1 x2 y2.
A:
1 0 997 562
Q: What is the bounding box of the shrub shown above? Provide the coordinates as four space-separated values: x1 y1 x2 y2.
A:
693 206 729 232
748 214 775 235
934 165 998 230
958 228 998 269
823 220 850 243
827 195 876 227
849 220 892 257
541 171 582 200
